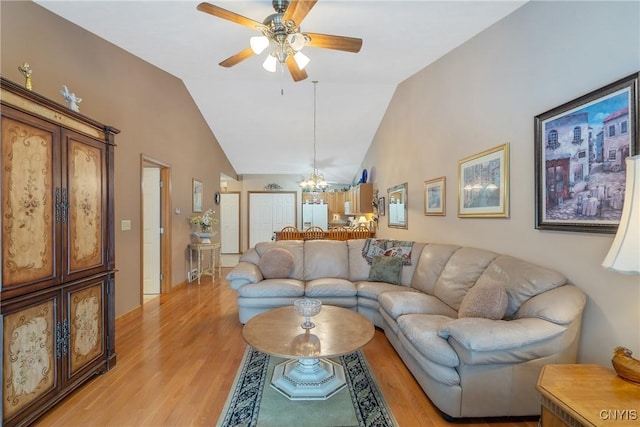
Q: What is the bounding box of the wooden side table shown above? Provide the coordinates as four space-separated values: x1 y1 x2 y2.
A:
537 364 640 426
188 242 221 284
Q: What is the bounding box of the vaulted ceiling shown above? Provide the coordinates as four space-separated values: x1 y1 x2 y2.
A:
36 0 526 184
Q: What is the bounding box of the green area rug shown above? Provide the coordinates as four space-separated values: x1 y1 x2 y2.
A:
217 347 398 427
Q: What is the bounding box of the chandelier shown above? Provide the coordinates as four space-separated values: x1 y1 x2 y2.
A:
300 81 328 190
249 2 311 73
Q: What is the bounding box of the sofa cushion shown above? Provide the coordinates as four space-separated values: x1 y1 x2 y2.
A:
398 314 459 367
305 278 357 298
348 239 371 281
357 281 419 300
379 291 458 320
458 284 508 320
304 240 349 280
237 278 305 298
433 247 498 311
368 255 403 285
398 332 461 386
475 255 567 317
410 244 460 295
258 248 295 279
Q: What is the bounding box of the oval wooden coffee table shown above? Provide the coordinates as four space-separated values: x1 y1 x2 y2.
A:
242 305 374 400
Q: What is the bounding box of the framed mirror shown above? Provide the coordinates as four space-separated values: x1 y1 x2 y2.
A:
388 183 408 229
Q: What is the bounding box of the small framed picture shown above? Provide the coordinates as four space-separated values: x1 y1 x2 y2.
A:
458 143 510 218
192 179 203 213
424 176 445 216
535 73 638 233
378 197 385 216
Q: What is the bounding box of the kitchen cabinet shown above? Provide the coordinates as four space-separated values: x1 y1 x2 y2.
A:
346 183 373 214
1 77 118 426
327 191 345 215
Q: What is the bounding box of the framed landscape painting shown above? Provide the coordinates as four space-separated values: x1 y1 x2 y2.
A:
424 176 445 216
458 143 510 218
534 73 639 233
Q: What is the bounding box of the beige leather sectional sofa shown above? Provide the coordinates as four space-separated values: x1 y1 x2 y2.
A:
226 239 586 419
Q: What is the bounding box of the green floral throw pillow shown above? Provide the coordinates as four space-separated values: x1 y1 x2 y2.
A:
368 255 403 285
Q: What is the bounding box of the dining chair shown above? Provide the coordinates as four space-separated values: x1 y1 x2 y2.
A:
279 226 302 240
328 226 350 241
351 225 371 239
304 226 325 240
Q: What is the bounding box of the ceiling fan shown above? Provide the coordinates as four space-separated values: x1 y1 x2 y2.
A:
196 0 362 82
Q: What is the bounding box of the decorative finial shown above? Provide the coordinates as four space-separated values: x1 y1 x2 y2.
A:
60 85 82 112
18 62 33 90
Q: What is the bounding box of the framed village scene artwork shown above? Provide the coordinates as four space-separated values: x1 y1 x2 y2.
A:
458 143 510 218
535 73 639 233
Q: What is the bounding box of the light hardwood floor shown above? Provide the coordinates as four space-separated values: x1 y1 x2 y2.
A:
36 271 539 427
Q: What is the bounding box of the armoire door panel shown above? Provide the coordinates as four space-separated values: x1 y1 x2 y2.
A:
2 292 61 425
1 109 61 292
63 130 107 279
66 278 106 381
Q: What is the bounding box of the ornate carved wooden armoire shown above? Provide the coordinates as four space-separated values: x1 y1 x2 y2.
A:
1 77 118 426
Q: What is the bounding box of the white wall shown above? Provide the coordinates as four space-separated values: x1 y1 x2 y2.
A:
361 1 640 365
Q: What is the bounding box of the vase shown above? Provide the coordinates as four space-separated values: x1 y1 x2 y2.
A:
196 232 212 243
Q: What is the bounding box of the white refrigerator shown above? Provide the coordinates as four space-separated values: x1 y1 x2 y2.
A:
302 203 328 230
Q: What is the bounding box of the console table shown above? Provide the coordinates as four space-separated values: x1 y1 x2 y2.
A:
188 242 221 284
536 364 640 426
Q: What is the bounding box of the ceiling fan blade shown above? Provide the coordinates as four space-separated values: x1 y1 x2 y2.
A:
285 55 308 82
197 2 262 29
305 32 362 53
283 0 318 25
219 48 255 67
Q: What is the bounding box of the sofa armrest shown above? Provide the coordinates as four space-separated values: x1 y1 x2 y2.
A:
225 261 263 290
438 317 566 361
513 284 586 325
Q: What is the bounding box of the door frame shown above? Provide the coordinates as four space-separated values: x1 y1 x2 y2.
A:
140 155 172 303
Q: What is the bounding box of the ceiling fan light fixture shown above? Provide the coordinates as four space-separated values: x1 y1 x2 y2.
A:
286 32 307 51
196 1 362 82
293 51 310 70
262 54 278 72
250 35 269 54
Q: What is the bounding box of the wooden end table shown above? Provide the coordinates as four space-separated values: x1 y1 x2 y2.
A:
242 305 374 400
537 364 640 426
188 242 221 284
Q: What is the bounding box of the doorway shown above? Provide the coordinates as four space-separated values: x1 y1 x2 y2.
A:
140 155 172 304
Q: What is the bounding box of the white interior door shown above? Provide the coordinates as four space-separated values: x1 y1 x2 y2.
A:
249 193 274 248
142 167 161 294
249 192 296 248
272 193 296 231
220 192 240 253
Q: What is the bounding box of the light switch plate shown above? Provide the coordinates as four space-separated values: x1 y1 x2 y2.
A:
121 220 132 231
